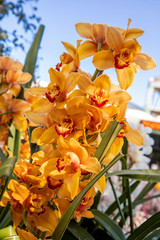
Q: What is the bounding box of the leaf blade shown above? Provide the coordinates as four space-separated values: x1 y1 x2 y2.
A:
92 209 126 240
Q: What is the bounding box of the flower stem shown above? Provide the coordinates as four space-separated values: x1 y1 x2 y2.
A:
91 42 102 82
0 111 11 116
23 210 39 238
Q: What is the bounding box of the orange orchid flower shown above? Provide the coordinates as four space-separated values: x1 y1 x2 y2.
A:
0 56 32 97
29 69 80 115
93 24 156 90
75 22 109 59
58 40 82 75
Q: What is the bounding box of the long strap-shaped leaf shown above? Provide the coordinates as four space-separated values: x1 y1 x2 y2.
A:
91 209 126 240
23 24 45 89
0 226 20 240
144 229 160 240
127 212 160 240
106 181 140 215
94 120 123 163
0 157 17 201
106 169 160 182
51 153 123 240
68 222 95 240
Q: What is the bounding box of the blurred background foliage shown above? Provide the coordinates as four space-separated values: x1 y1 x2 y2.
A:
0 0 41 56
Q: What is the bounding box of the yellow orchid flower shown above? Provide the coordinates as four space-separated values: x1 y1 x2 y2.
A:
0 56 32 97
93 23 156 90
115 18 144 40
29 107 83 145
75 22 109 59
58 40 82 75
78 73 131 109
57 136 101 174
29 69 80 114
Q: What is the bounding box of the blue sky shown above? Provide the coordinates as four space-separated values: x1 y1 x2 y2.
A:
3 0 160 108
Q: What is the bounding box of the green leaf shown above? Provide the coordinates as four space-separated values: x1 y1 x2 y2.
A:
0 157 17 201
68 222 95 240
0 148 7 162
23 24 45 88
62 230 77 240
106 169 160 182
7 123 21 159
92 209 126 240
127 212 160 240
108 177 125 224
94 120 123 163
106 181 140 215
133 182 156 202
7 123 16 154
51 153 123 240
28 126 40 163
144 229 160 240
0 226 19 240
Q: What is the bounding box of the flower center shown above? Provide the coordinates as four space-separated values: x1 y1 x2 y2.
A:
45 84 61 103
91 88 108 108
55 117 73 137
67 152 80 172
114 49 133 69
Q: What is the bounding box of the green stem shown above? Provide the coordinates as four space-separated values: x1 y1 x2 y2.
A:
109 177 125 224
0 85 10 96
120 137 134 233
0 111 11 116
23 210 39 238
91 42 102 82
13 129 21 159
39 231 46 239
91 69 100 82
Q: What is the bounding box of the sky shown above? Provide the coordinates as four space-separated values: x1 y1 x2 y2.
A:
3 0 160 108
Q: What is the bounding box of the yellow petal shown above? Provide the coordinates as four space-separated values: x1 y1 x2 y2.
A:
34 206 58 234
78 40 97 60
62 41 76 58
29 86 47 97
8 180 29 204
110 90 132 105
93 24 107 43
75 22 94 40
10 99 30 113
80 157 101 173
78 74 94 94
93 50 114 70
133 53 156 70
125 127 144 146
103 137 124 164
12 113 27 131
116 67 135 90
65 171 80 199
25 110 47 126
0 56 14 70
31 98 53 113
18 72 32 83
9 84 21 97
65 72 80 93
125 28 144 40
31 127 45 143
48 68 66 90
107 27 124 52
94 74 111 91
94 175 106 193
17 228 38 240
38 125 57 145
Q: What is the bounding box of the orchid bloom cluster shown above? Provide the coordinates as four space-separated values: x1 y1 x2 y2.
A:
0 19 156 239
